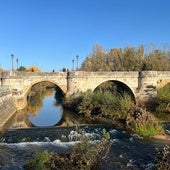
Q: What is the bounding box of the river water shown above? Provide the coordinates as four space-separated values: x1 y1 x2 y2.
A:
0 89 170 170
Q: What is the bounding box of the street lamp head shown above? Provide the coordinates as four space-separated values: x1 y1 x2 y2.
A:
16 58 19 70
11 53 14 71
76 55 79 70
72 59 75 71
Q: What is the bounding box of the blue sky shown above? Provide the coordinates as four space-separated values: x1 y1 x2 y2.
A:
0 0 170 71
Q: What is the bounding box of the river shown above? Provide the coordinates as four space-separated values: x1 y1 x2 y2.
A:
0 88 170 170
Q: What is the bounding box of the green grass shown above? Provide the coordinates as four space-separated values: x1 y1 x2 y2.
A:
24 151 50 170
132 121 163 137
156 83 170 112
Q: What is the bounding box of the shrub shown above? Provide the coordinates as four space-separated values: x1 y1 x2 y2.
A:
65 91 132 130
126 107 164 137
117 93 133 118
155 145 170 170
132 120 163 137
76 91 132 119
155 83 170 112
63 92 84 112
24 129 112 170
24 150 50 170
70 129 112 170
64 91 164 137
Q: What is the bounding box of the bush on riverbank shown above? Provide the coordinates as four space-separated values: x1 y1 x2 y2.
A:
126 107 164 137
155 83 170 113
64 91 132 119
64 91 164 137
24 129 112 170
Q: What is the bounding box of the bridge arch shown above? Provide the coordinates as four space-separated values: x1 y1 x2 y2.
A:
15 79 66 111
92 80 136 103
24 79 67 96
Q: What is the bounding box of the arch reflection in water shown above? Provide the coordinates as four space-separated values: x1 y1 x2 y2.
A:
27 91 63 127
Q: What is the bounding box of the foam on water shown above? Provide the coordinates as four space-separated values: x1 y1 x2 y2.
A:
0 128 105 149
68 130 101 142
109 129 118 134
0 139 79 149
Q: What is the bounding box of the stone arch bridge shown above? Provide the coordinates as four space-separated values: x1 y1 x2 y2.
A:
0 71 170 108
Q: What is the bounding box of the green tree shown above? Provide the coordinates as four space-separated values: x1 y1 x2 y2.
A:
17 66 27 71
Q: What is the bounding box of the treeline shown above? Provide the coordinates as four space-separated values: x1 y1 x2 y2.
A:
0 65 41 72
81 44 170 71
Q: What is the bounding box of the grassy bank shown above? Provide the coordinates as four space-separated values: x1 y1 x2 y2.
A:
63 91 164 137
155 83 170 113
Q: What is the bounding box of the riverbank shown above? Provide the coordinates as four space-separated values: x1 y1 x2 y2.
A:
63 91 165 138
151 134 170 140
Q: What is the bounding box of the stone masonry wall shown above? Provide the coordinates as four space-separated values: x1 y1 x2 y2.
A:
0 89 16 128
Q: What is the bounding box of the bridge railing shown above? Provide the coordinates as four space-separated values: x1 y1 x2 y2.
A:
0 71 68 78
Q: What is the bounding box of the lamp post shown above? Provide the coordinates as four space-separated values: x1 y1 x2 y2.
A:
76 55 79 70
11 54 14 71
72 59 75 71
16 58 19 70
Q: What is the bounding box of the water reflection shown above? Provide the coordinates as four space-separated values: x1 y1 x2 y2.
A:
28 92 63 127
26 85 56 116
3 82 91 130
23 82 64 127
3 110 32 129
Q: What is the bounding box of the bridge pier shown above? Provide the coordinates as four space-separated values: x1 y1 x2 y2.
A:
0 88 16 128
13 93 28 110
135 71 158 105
